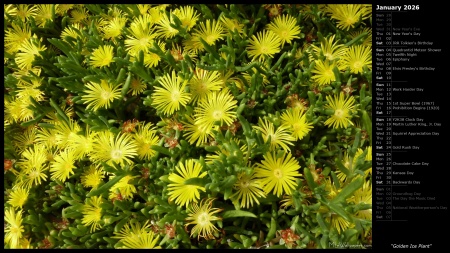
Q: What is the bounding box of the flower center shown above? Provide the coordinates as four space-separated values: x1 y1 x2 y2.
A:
111 149 122 160
101 91 111 100
240 180 250 188
353 61 363 69
334 109 344 118
260 46 268 53
171 91 180 101
212 110 223 120
197 212 210 226
206 35 216 44
273 168 283 179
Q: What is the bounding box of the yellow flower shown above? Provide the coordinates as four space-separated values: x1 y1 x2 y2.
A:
112 220 161 249
109 175 138 200
184 19 225 53
348 179 372 220
125 14 157 56
82 79 122 111
151 70 191 115
34 4 54 27
189 68 223 103
309 34 346 62
168 159 207 207
50 149 77 182
182 115 217 147
91 131 138 166
173 5 200 31
128 77 147 96
247 30 281 61
185 198 222 240
266 14 301 47
10 5 38 22
15 37 47 70
4 23 32 54
66 126 97 160
82 196 103 233
231 172 266 209
54 118 81 149
7 187 29 209
194 89 237 131
324 92 356 129
325 4 371 31
280 107 313 141
133 122 160 160
155 12 180 39
253 118 295 152
101 16 127 40
311 60 337 86
4 207 24 249
254 151 302 197
220 16 244 35
143 40 165 68
69 6 90 25
81 166 105 190
90 45 115 68
348 27 372 47
339 45 372 74
12 126 37 154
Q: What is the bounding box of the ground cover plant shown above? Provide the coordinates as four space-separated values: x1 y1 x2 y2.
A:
4 4 372 249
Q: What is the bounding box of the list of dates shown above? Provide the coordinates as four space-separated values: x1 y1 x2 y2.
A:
373 4 448 249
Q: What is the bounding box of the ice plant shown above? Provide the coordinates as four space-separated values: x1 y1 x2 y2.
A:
280 107 313 141
90 45 115 68
151 71 191 115
4 207 25 249
112 220 161 249
254 151 302 197
324 92 357 129
82 80 122 111
247 30 282 61
91 131 138 166
194 89 237 130
339 45 372 74
266 14 301 46
168 159 207 207
82 196 104 233
185 198 222 239
253 118 295 152
311 60 337 86
230 172 266 208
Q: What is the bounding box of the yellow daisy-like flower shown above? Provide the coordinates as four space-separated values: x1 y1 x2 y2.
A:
66 126 97 160
230 172 266 209
69 6 90 25
143 40 165 68
91 131 138 166
311 60 337 86
189 68 224 103
54 118 81 149
155 12 180 39
173 5 200 31
109 175 138 200
151 70 191 116
220 16 244 35
136 4 152 15
280 107 313 141
4 207 24 249
82 79 122 111
34 4 54 27
50 149 77 182
82 196 103 233
266 14 301 47
128 77 147 96
324 92 356 129
15 37 47 70
254 151 302 197
336 147 372 182
133 122 160 160
16 144 47 174
90 45 115 68
112 220 161 249
12 126 37 154
325 4 371 31
182 115 217 147
247 30 282 61
339 45 372 74
328 213 353 234
253 118 295 152
102 16 127 40
81 166 105 190
10 4 38 22
349 27 372 47
194 89 237 131
125 14 157 56
184 19 225 53
168 159 207 207
205 138 250 165
348 179 372 220
185 198 222 240
7 187 29 209
56 4 75 16
4 23 32 54
309 34 346 62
